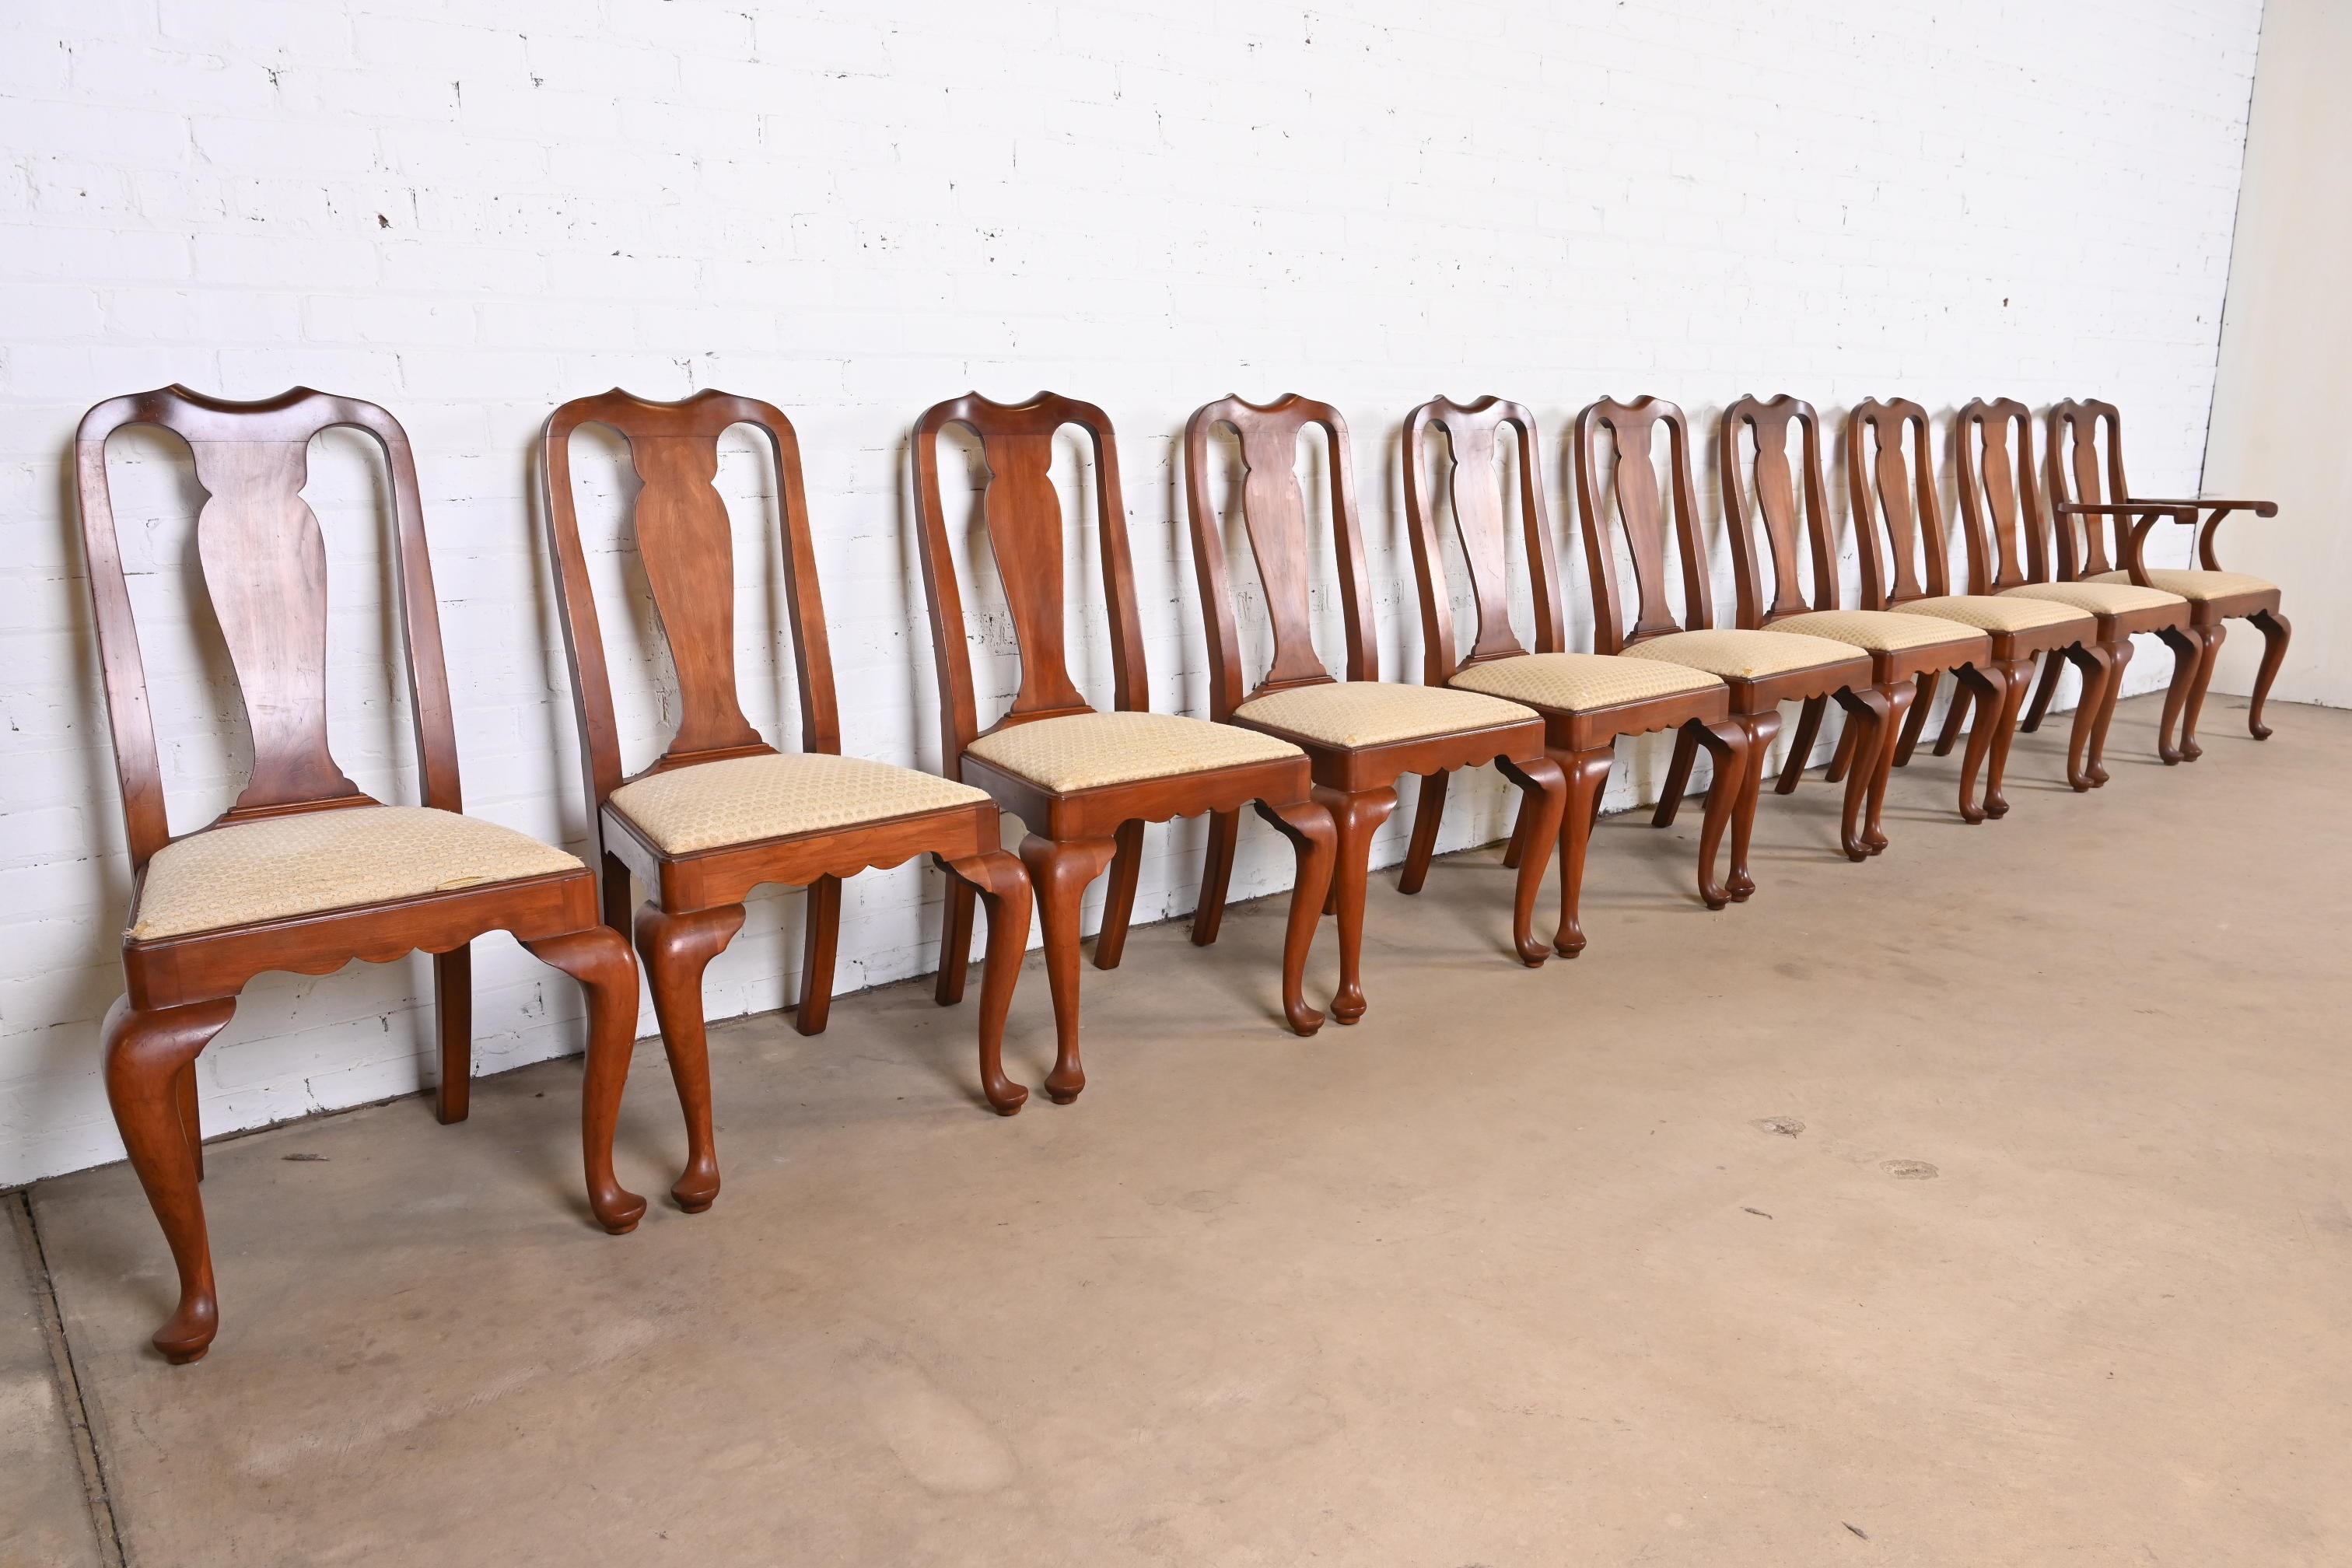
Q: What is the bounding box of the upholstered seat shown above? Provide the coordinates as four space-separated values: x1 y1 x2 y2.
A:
607 752 989 854
964 710 1302 793
2005 580 2186 615
131 805 583 940
1447 650 1722 709
2089 568 2276 601
1770 609 1985 653
1892 594 2094 634
1234 681 1535 748
1620 628 1867 680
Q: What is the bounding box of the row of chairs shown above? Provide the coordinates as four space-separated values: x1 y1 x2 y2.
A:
73 383 2287 1360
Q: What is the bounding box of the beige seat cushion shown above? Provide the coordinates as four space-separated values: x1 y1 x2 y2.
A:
1771 609 1986 653
2006 581 2185 615
965 710 1301 793
1234 681 1535 748
608 752 989 854
2091 568 2276 601
1448 651 1721 709
131 806 583 941
1892 594 2094 635
1621 628 1869 680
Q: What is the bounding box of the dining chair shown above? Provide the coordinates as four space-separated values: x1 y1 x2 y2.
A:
913 392 1335 1104
1571 397 1878 893
2045 397 2288 756
1871 398 2104 815
541 390 1035 1216
1182 394 1564 1020
1710 396 1993 840
1983 401 2200 782
75 386 645 1363
1397 396 1746 955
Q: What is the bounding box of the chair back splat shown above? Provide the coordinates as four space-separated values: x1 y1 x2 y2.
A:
1843 396 1946 610
911 392 1147 775
1183 394 1372 716
1570 395 1710 650
1717 393 1838 625
74 385 459 870
1401 396 1563 678
1951 397 2050 593
539 388 840 831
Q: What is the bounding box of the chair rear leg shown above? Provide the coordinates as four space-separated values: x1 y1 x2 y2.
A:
1397 771 1449 894
1091 819 1147 971
1191 808 1241 946
2021 646 2067 733
433 944 471 1125
1774 695 1826 795
1653 725 1699 824
1930 667 1973 758
794 875 841 1035
2249 608 2291 739
935 872 976 1004
1895 670 1941 766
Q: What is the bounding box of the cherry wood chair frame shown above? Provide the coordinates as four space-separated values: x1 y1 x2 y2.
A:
541 391 1034 1208
75 387 643 1363
1403 397 1747 951
2002 399 2207 778
2035 397 2288 756
1874 398 2108 810
1183 394 1566 1019
1573 397 1878 888
1712 396 1993 842
914 392 1336 1103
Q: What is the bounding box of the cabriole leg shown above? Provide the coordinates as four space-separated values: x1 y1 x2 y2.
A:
633 903 743 1213
1251 797 1335 1037
943 850 1034 1115
103 996 236 1363
2249 608 2291 740
1020 833 1119 1102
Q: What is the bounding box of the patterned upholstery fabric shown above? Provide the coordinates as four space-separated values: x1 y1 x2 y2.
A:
1621 628 1868 680
1772 609 1986 653
609 752 989 854
131 806 582 941
2006 580 2185 615
2091 568 2276 602
1448 651 1721 709
1234 681 1536 747
1892 594 2094 635
965 710 1302 793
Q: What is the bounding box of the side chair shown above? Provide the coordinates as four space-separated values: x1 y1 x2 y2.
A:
1986 401 2200 782
541 390 1034 1218
1571 397 1878 894
1871 398 2103 816
913 392 1336 1104
2046 397 2288 756
1182 393 1566 1021
1398 396 1746 956
75 387 646 1363
1710 395 1993 839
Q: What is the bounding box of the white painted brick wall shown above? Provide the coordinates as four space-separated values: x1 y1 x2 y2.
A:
0 0 2261 1186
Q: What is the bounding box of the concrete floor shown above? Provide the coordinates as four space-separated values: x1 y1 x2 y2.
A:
9 692 2350 1567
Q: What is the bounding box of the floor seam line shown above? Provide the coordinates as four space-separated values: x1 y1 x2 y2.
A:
11 1191 131 1568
